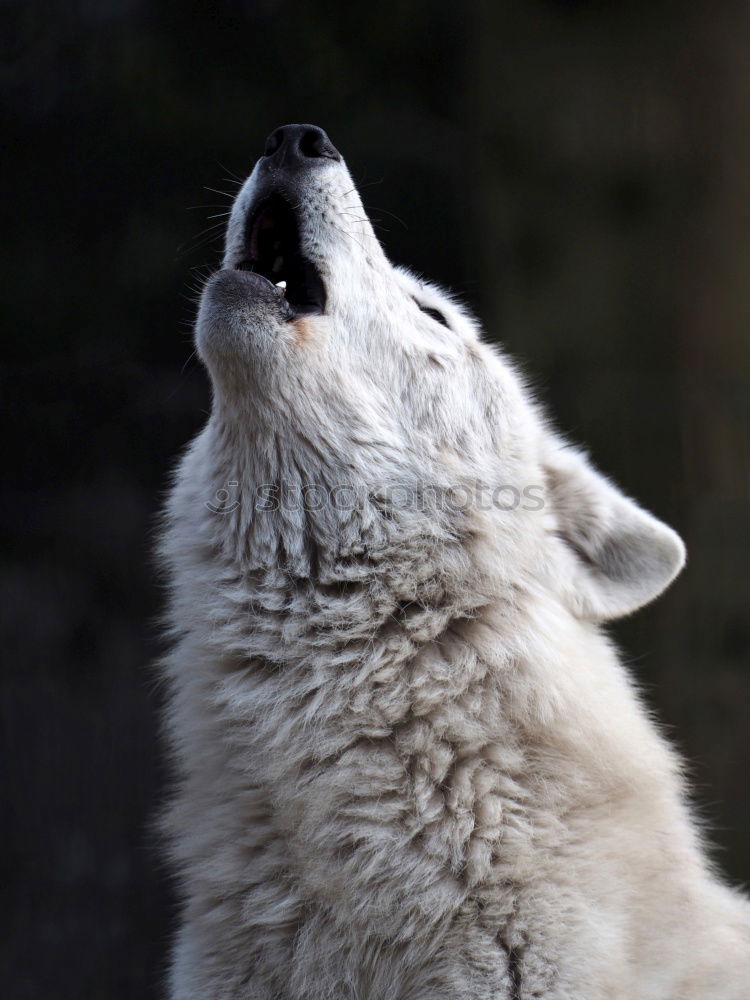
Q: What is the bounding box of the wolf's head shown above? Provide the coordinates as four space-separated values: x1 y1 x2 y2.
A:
193 124 684 623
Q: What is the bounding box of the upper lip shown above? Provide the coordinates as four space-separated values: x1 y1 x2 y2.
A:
235 192 326 318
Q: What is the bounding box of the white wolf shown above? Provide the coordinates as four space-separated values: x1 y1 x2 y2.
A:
159 124 750 999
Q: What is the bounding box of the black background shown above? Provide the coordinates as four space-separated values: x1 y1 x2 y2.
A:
3 2 750 997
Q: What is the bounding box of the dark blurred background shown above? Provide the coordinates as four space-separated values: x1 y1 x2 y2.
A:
3 1 749 997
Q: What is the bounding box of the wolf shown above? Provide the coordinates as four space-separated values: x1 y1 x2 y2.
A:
159 124 750 999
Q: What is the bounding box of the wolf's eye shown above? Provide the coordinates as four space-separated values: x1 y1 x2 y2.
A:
416 302 450 329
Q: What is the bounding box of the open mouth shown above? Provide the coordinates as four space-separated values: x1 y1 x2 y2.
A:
236 194 326 317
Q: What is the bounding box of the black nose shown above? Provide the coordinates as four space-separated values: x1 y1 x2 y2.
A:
262 124 341 167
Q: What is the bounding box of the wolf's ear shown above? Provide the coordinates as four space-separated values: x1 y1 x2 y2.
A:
542 441 685 621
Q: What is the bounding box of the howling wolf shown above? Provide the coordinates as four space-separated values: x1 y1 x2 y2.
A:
159 124 750 999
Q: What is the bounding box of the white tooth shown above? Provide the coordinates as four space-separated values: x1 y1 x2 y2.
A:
275 280 287 290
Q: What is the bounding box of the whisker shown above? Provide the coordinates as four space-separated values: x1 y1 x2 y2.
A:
362 204 408 229
192 220 227 237
186 204 233 211
339 211 388 234
217 162 245 185
186 265 214 279
176 222 227 256
180 350 198 376
354 173 385 190
328 221 370 254
203 186 235 199
162 349 201 404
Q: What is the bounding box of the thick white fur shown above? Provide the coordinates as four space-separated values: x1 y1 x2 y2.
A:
159 144 750 999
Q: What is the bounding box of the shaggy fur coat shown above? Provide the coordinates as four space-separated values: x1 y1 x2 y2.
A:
159 126 750 999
